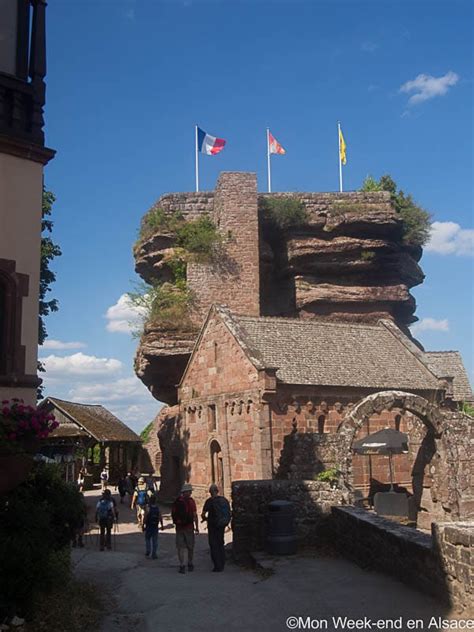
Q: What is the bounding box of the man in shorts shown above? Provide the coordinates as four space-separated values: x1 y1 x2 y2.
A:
171 483 199 574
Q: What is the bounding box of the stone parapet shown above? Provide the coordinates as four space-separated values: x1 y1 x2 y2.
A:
432 522 474 615
332 506 473 615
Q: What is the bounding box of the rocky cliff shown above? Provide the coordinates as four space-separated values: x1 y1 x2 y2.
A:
133 174 424 404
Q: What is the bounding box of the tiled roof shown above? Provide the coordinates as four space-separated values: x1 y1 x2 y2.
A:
424 352 473 402
44 398 141 443
48 422 89 439
224 311 440 391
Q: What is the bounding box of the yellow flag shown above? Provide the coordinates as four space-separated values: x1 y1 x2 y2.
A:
339 127 347 165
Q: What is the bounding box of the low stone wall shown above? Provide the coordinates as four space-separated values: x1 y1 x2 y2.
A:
231 479 349 560
332 506 473 614
432 522 474 615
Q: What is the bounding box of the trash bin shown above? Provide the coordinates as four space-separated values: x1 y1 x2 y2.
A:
266 500 297 555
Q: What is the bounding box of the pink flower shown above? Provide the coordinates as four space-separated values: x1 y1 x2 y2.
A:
7 432 17 441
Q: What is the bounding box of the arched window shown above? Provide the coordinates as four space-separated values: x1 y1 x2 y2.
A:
318 415 326 434
395 414 401 431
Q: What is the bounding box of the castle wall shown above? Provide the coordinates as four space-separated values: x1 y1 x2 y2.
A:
187 172 261 320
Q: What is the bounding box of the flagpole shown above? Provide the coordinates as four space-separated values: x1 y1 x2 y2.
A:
338 121 343 193
267 128 272 192
195 124 199 192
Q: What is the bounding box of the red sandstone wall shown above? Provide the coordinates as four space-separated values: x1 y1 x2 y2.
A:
269 390 427 493
179 311 266 492
187 172 260 321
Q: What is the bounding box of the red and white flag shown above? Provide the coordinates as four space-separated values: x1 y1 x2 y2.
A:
268 131 286 155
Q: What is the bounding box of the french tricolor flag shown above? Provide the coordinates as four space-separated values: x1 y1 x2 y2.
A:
197 127 226 155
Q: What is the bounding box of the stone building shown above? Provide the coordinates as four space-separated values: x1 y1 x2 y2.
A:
0 0 55 405
134 172 473 521
176 305 471 501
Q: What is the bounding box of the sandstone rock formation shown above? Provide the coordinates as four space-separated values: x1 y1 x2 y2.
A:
133 174 424 404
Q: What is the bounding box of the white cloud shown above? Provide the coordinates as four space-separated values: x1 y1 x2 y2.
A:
40 339 86 350
400 71 459 106
410 318 449 335
68 377 146 403
105 294 147 334
40 352 122 376
425 221 474 256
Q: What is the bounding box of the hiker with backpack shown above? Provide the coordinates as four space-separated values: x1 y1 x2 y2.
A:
95 489 117 551
201 484 231 572
131 476 150 530
143 495 164 559
171 483 199 574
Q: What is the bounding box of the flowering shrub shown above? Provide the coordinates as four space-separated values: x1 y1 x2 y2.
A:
0 399 59 454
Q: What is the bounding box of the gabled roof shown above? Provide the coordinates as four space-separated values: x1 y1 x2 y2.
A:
41 398 141 443
212 307 441 391
424 351 473 402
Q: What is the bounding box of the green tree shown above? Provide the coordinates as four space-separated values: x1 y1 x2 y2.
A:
360 175 431 246
38 189 62 399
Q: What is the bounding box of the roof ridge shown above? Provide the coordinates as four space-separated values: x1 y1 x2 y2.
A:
425 350 461 355
236 315 384 329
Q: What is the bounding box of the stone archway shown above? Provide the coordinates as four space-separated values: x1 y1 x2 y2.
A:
337 391 445 525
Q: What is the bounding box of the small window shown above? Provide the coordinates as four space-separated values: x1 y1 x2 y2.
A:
395 414 401 431
208 404 217 432
318 415 326 434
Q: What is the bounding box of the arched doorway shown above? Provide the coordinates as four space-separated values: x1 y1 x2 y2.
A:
337 390 445 525
210 440 224 491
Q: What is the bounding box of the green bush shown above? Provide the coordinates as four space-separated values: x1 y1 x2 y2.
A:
360 174 431 246
0 464 84 619
261 196 308 230
137 208 184 244
140 421 154 443
128 281 195 332
459 401 474 417
175 215 221 262
315 467 340 485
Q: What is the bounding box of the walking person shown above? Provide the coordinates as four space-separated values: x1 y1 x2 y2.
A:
131 476 149 530
143 495 164 559
77 467 86 493
116 473 127 504
171 483 199 574
95 489 117 551
100 466 109 491
201 484 231 572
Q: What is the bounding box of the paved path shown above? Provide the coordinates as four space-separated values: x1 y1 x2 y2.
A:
72 488 453 632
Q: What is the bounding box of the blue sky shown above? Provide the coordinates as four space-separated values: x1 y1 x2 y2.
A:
40 0 473 432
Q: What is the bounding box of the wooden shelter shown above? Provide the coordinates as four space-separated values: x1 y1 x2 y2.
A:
38 397 141 483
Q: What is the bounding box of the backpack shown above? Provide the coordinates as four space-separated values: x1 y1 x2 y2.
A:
172 497 193 527
212 496 231 529
147 505 160 529
136 488 148 507
97 499 112 521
